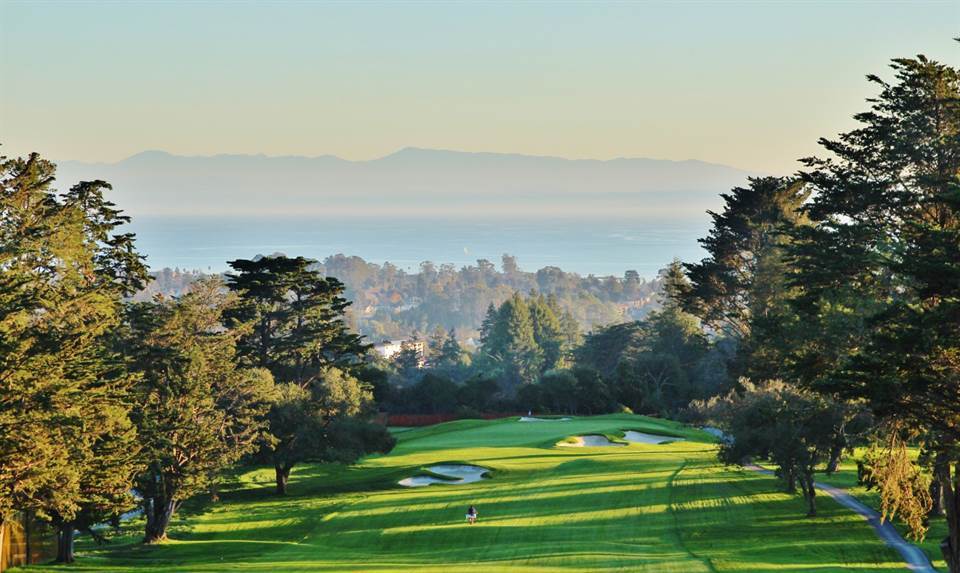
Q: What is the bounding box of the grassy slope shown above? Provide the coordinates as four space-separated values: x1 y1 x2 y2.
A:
24 415 909 572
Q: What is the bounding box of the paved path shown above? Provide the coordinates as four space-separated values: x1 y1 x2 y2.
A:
745 465 938 572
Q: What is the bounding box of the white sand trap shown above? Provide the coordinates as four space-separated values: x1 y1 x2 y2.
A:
519 416 572 422
702 426 733 444
557 435 626 447
623 430 684 445
398 464 488 487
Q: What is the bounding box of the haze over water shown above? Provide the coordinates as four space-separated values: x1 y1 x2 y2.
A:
130 215 709 278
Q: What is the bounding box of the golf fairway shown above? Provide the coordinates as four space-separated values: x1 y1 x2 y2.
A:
28 415 912 572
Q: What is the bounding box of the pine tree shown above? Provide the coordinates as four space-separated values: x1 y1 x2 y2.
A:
479 303 498 347
484 294 542 391
225 256 375 495
225 255 368 383
393 337 423 376
0 153 148 562
438 328 464 366
529 294 565 372
427 325 447 363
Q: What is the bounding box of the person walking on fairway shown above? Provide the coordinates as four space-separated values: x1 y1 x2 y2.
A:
466 505 478 524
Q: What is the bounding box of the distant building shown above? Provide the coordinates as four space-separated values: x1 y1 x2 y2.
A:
373 339 426 367
373 340 404 359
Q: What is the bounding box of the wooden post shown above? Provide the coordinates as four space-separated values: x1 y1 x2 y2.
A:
23 513 29 566
1 518 7 573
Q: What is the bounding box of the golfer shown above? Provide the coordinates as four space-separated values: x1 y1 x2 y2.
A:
466 505 478 524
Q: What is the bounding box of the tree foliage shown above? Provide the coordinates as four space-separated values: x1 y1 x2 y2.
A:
126 279 276 542
225 255 368 381
789 53 960 568
576 261 715 414
480 293 579 393
710 381 849 516
0 152 148 562
225 255 383 494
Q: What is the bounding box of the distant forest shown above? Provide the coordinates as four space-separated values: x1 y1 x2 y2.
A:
136 254 666 341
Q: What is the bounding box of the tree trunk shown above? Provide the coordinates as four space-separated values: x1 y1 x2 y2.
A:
931 475 945 518
56 522 75 563
24 512 31 565
782 467 797 494
275 463 292 495
936 460 959 573
800 473 817 517
826 442 844 474
144 497 177 543
1 517 6 570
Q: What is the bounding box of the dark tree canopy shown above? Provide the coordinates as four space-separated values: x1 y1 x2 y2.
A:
789 53 960 570
225 255 369 383
682 176 809 342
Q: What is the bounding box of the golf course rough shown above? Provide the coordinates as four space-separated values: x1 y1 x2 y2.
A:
37 414 912 572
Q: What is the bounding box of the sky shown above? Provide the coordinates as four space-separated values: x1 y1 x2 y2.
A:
1 1 957 174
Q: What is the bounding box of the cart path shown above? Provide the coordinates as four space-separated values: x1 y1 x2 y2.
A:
745 465 937 573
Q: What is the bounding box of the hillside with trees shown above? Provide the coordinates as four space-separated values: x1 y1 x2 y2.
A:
138 254 664 341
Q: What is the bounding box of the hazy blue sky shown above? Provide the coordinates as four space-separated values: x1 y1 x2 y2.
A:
1 1 957 173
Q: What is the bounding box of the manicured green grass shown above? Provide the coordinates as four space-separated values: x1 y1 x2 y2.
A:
22 415 914 572
815 455 948 571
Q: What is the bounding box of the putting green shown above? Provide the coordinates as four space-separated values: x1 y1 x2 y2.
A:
27 415 909 572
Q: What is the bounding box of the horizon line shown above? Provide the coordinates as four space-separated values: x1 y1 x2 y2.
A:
55 146 759 173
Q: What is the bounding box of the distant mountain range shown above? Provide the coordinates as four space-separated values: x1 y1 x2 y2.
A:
54 148 757 218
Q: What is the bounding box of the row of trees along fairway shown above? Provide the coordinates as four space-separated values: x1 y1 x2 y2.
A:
679 51 959 571
0 154 393 563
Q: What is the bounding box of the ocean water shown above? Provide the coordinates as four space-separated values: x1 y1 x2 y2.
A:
127 215 711 279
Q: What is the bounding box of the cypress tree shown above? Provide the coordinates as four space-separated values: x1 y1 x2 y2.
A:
127 279 275 542
793 53 960 570
0 153 148 562
225 256 380 495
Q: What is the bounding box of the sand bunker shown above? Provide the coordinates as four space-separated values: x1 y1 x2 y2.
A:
398 464 489 487
702 426 733 444
519 416 572 422
557 435 626 447
622 430 684 445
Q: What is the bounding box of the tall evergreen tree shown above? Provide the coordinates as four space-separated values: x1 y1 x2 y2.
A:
529 294 565 372
479 303 498 347
427 325 447 362
0 153 148 561
126 279 275 542
225 255 368 383
483 294 543 391
617 303 708 412
393 338 423 377
438 328 464 366
225 255 388 495
792 53 960 570
681 177 809 378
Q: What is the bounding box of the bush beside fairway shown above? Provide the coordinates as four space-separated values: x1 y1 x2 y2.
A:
22 415 909 572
